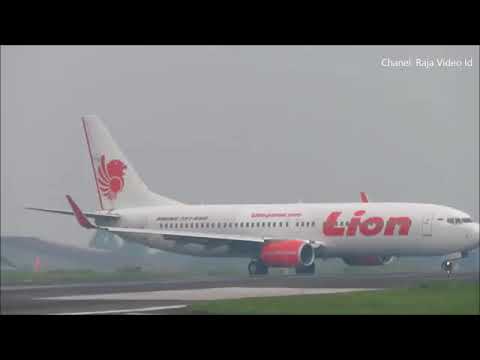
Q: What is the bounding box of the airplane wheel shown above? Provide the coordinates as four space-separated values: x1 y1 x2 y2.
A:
441 260 453 276
295 262 316 275
248 260 257 276
248 260 268 276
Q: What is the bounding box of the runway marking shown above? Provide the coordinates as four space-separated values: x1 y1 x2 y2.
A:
50 305 187 315
39 287 380 301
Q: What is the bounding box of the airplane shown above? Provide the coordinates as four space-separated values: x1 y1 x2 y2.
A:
27 115 479 276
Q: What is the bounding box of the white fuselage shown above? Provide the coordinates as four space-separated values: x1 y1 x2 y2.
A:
98 202 479 259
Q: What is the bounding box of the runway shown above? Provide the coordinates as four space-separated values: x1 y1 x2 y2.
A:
1 272 478 315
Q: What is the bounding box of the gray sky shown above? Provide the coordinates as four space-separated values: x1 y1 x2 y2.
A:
1 46 478 248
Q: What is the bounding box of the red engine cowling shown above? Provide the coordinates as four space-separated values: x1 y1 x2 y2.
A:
260 240 315 268
342 256 394 266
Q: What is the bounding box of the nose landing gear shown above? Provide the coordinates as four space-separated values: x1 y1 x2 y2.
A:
441 260 453 277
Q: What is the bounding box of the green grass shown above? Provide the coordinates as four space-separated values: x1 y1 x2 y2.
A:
190 280 480 315
0 269 187 285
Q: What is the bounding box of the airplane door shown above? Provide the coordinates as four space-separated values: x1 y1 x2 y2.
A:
422 215 433 237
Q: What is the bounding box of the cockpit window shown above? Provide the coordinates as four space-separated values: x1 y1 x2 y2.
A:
462 218 473 223
455 218 462 224
447 218 455 224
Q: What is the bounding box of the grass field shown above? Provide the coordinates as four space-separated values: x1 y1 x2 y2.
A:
190 280 480 315
0 269 188 285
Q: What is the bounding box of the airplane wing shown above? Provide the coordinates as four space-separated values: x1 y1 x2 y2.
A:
64 195 328 250
102 226 266 245
65 195 265 245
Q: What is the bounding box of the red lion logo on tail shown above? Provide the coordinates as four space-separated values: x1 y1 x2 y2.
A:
97 155 127 200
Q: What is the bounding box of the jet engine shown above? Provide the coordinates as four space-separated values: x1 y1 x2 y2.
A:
260 240 315 268
342 255 394 266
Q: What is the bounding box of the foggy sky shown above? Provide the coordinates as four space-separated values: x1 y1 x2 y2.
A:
1 46 478 248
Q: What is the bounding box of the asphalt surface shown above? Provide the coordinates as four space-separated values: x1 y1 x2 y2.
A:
1 272 478 315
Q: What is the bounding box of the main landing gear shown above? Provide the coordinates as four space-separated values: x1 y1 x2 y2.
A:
247 260 317 276
441 260 454 277
248 259 269 276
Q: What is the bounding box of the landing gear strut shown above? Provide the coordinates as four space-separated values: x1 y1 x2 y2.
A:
248 259 268 276
441 260 453 277
295 262 316 275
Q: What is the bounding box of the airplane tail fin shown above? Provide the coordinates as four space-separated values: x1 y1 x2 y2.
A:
81 115 182 210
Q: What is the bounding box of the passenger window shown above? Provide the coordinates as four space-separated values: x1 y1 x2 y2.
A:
311 221 315 227
296 222 299 227
246 223 249 228
224 223 227 228
240 223 244 228
301 222 305 227
279 222 282 227
175 223 178 228
235 223 238 227
257 222 260 227
286 222 289 227
268 222 271 227
180 223 183 229
262 222 265 227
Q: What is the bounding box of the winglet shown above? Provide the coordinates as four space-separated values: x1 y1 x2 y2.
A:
66 195 96 229
360 192 369 203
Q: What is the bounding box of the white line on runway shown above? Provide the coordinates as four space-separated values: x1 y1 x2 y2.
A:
51 305 187 315
40 287 380 301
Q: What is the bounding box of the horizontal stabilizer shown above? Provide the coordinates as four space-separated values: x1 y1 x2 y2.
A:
25 206 120 220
